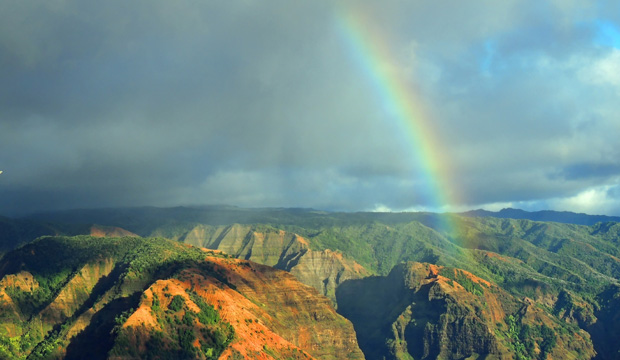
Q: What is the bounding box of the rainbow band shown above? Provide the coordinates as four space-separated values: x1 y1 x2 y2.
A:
336 7 460 234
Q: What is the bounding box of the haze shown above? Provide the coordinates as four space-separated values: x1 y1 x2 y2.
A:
1 1 620 216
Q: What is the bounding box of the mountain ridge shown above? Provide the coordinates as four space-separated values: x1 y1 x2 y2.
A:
3 206 620 359
462 207 620 225
0 235 364 359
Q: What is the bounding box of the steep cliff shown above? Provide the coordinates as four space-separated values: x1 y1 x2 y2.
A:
0 271 39 336
206 256 363 359
39 258 116 325
337 262 595 360
107 256 364 360
181 224 369 303
10 207 620 359
587 285 620 360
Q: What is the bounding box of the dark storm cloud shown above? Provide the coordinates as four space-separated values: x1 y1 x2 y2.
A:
558 163 620 180
1 0 620 215
608 185 620 199
0 0 410 214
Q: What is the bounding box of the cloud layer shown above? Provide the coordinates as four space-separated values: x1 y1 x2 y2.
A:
1 0 620 216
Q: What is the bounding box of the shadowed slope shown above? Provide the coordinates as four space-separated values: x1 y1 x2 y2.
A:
0 236 363 359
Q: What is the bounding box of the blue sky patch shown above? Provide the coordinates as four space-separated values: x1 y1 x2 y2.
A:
594 20 620 48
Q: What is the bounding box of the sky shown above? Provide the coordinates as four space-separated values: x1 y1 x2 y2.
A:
1 0 620 216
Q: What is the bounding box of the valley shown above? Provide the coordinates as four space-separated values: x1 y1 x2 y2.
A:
1 206 620 359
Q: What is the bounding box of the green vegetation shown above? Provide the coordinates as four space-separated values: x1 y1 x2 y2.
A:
49 209 619 360
438 268 485 296
189 291 220 325
502 314 558 360
15 208 620 301
4 207 620 359
168 295 185 312
113 287 234 360
0 235 229 359
148 213 620 301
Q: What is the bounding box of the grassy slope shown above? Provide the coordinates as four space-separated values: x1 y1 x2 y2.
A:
0 235 228 359
0 235 363 360
12 207 620 359
24 207 620 292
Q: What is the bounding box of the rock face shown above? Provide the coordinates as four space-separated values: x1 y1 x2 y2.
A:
212 256 364 359
289 248 368 302
0 271 39 336
181 224 369 304
587 285 620 360
89 225 138 238
0 236 364 360
40 258 116 325
337 262 595 360
108 258 365 360
108 257 365 360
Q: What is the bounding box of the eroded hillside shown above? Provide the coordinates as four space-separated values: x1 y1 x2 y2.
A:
337 262 595 360
11 207 620 359
0 236 364 359
181 224 370 303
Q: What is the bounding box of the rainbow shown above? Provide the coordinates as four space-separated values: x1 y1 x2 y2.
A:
335 6 461 235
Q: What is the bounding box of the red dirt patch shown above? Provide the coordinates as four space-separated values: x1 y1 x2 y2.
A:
483 251 511 262
174 266 313 359
0 271 39 292
294 234 310 247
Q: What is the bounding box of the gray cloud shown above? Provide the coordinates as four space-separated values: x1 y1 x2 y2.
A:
1 0 620 216
557 163 620 180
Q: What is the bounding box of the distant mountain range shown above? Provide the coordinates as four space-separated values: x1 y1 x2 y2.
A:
21 205 620 228
461 208 620 226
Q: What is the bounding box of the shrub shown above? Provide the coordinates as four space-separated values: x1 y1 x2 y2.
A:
168 295 185 312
